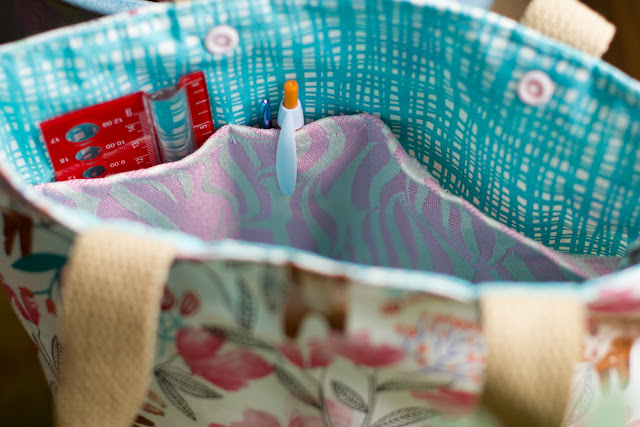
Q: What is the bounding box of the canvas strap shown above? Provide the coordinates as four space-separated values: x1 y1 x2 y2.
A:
55 230 584 426
480 292 585 427
55 229 176 427
493 0 615 58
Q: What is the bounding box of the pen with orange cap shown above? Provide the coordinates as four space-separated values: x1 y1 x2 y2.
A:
276 80 304 195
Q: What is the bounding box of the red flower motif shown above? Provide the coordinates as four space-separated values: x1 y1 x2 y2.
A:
19 287 40 325
289 401 352 427
160 287 175 312
2 279 40 326
380 301 402 315
410 389 478 413
286 415 323 427
277 340 334 369
179 291 201 316
46 298 57 316
178 327 225 362
177 328 272 391
589 288 640 313
19 287 33 298
209 402 353 427
278 331 404 369
190 349 273 391
326 331 404 367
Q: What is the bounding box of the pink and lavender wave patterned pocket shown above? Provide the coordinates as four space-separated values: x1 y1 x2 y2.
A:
34 114 620 282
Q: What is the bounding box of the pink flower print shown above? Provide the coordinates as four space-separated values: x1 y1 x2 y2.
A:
19 287 40 325
288 400 353 427
160 287 175 312
277 340 334 369
177 327 225 363
589 288 640 313
209 409 280 427
380 300 402 315
189 349 273 391
277 332 403 369
209 402 353 427
327 331 404 367
2 281 40 325
180 291 201 316
286 415 324 427
308 340 334 368
46 298 56 316
177 328 272 391
410 389 477 413
278 342 305 367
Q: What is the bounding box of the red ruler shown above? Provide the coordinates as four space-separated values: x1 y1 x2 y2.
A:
41 71 213 181
180 72 215 148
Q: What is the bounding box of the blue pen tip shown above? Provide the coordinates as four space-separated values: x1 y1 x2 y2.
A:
260 98 272 129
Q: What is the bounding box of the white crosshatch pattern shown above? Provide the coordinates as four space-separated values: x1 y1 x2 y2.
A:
0 0 639 258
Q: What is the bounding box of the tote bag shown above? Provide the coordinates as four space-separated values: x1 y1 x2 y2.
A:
0 0 638 426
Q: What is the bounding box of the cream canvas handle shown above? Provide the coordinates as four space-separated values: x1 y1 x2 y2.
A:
55 229 176 427
55 229 585 426
493 0 615 58
481 292 585 427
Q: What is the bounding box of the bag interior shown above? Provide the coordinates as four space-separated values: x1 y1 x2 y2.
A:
0 0 637 282
34 113 621 282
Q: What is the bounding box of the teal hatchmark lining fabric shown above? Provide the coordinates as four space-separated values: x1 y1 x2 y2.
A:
0 0 639 258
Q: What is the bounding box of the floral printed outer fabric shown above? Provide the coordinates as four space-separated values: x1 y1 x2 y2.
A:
34 114 619 282
2 215 640 427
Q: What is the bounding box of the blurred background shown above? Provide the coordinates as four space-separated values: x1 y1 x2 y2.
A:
493 0 640 80
0 0 638 426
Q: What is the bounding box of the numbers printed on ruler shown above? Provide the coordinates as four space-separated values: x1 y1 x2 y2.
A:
110 160 126 168
180 73 215 143
102 117 124 128
135 156 147 165
105 141 127 149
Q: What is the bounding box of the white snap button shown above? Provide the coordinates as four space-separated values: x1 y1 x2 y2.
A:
518 70 554 106
204 25 239 55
